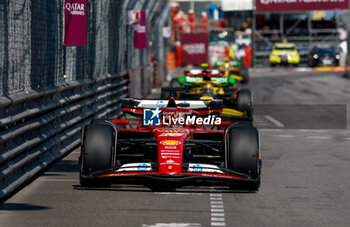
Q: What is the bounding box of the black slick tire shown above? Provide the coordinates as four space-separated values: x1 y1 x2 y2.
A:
80 124 114 187
226 124 260 190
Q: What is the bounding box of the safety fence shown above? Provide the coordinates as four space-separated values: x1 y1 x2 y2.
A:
0 0 170 200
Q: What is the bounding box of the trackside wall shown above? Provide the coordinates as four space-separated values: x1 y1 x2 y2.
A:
0 0 170 200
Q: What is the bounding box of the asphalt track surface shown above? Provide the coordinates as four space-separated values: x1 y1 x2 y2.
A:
1 69 350 226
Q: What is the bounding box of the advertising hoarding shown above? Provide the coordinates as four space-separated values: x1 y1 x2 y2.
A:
134 11 147 49
180 33 209 65
221 0 253 11
64 0 87 46
256 0 349 12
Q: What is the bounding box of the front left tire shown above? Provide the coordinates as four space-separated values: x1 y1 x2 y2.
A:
80 124 115 187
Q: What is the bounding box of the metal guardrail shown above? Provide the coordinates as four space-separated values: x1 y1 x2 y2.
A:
0 0 170 201
0 74 128 200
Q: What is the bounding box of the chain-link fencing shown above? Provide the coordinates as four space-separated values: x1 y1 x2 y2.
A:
0 0 170 96
0 0 170 200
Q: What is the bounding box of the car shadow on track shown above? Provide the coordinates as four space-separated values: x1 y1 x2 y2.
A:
0 203 51 211
72 184 257 194
45 160 79 173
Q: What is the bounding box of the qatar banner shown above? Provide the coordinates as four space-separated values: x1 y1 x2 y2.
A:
134 11 147 49
256 0 349 12
180 33 209 65
64 0 87 46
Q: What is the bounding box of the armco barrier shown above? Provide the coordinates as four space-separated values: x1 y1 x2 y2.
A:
153 61 168 88
141 65 153 97
128 67 143 98
0 74 128 200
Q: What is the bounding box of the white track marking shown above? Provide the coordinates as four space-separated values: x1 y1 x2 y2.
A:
210 193 222 196
211 218 225 221
155 192 203 195
308 136 331 140
211 209 224 212
273 134 295 138
142 223 201 227
210 201 223 204
210 193 226 226
264 115 285 128
298 129 326 133
210 197 223 200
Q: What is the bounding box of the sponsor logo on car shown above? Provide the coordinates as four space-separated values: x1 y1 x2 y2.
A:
143 108 161 126
160 140 181 146
164 146 178 149
192 164 203 172
153 129 189 133
144 109 222 126
159 133 185 137
137 163 150 171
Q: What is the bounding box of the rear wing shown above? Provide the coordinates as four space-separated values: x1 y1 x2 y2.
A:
184 69 221 77
121 98 223 110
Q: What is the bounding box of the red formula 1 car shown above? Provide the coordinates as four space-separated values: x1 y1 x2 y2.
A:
79 98 261 190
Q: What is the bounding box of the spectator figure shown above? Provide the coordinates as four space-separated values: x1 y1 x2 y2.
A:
228 42 234 60
188 9 196 33
201 12 208 33
219 18 227 28
271 31 280 41
240 22 249 32
175 41 182 66
243 45 252 68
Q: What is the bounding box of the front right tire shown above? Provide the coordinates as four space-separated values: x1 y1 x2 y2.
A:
226 123 260 190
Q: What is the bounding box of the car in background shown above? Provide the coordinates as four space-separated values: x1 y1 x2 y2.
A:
308 47 340 67
213 59 249 83
161 69 253 120
269 42 300 67
209 30 250 65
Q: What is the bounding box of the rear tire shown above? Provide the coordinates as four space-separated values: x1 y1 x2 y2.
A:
80 124 114 187
239 67 249 83
234 89 253 119
170 78 181 88
160 90 170 99
226 124 260 190
160 78 181 99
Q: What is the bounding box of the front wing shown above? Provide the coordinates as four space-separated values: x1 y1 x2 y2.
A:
82 165 259 186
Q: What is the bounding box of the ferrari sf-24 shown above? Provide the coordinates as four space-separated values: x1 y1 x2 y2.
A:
79 98 261 190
